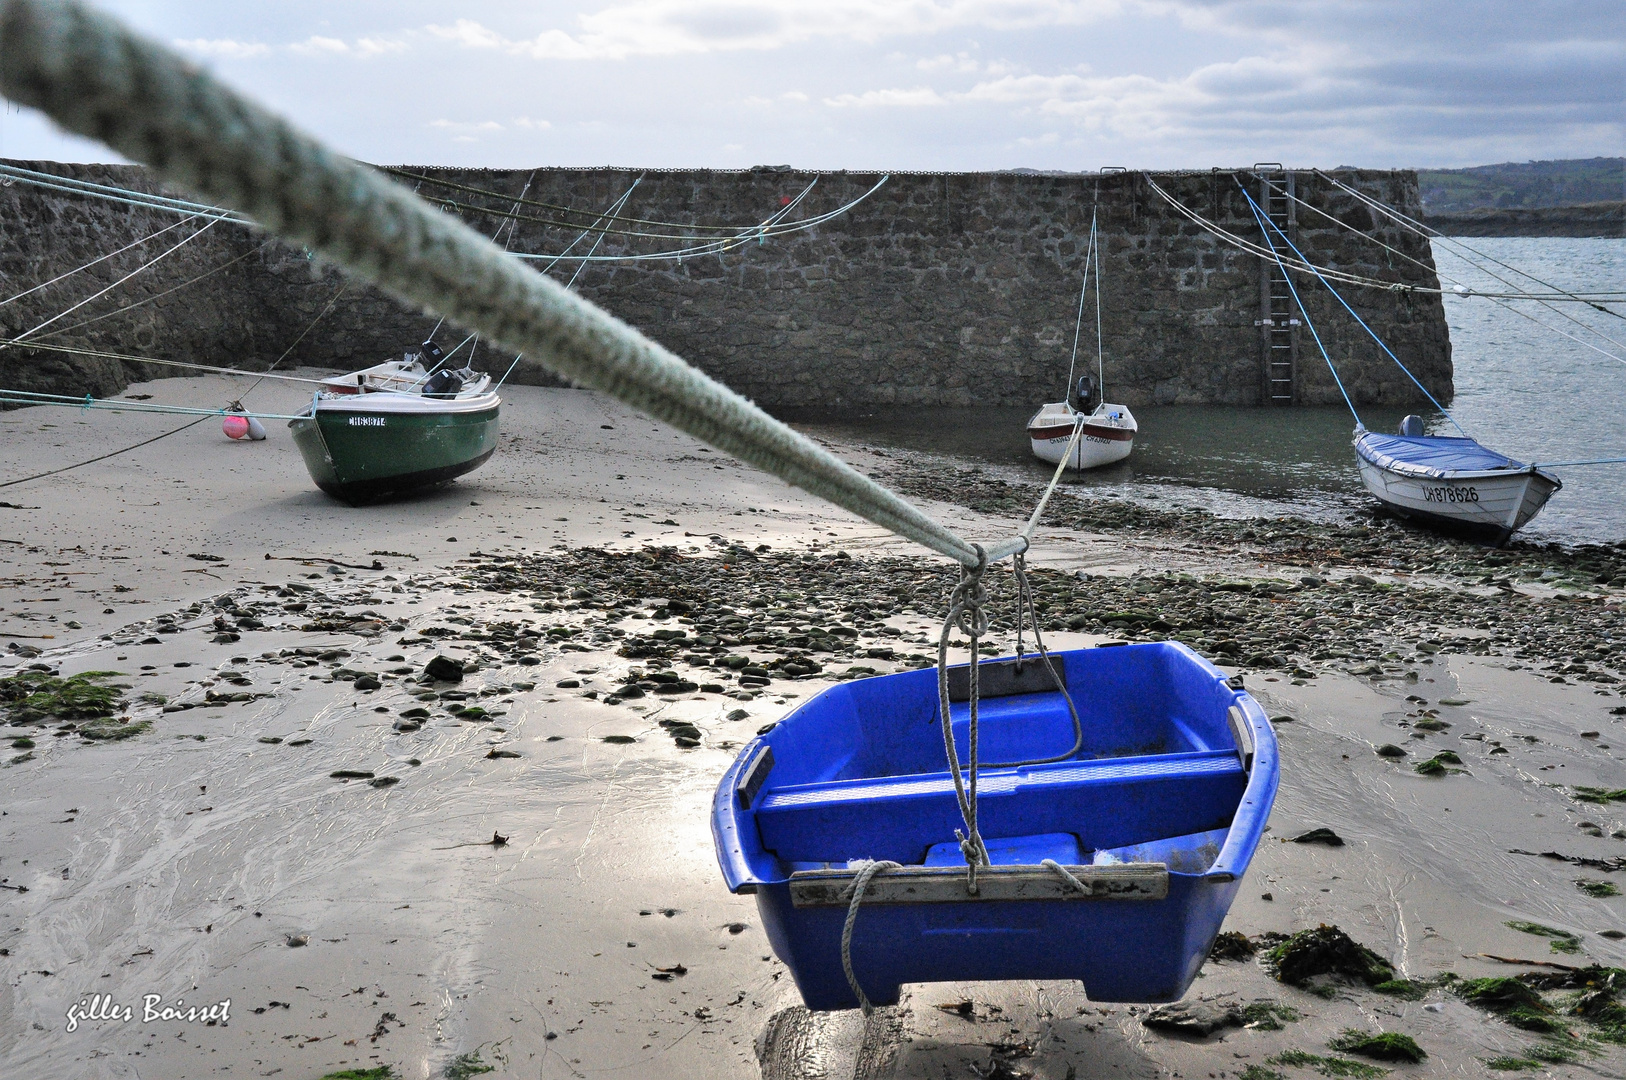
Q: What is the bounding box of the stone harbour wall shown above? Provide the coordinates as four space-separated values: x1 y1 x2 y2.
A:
0 161 1451 411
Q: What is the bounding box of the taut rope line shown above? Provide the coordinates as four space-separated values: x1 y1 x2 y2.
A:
0 0 1026 570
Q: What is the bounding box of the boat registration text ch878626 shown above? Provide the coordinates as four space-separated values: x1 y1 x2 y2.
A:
1422 485 1479 504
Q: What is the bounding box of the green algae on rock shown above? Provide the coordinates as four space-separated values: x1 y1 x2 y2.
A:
1266 925 1395 988
1327 1029 1426 1062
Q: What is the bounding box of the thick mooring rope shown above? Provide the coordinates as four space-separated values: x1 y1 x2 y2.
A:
0 0 1024 570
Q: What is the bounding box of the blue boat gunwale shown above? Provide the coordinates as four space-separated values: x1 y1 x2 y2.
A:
711 640 1279 894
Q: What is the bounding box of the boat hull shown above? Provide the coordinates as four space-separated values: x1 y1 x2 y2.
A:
1354 432 1560 544
289 405 500 505
713 642 1278 1011
1027 402 1137 470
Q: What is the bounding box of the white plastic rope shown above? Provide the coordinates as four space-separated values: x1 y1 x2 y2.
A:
0 216 217 348
0 338 329 382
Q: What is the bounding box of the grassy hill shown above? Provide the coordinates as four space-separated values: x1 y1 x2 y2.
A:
1417 157 1624 212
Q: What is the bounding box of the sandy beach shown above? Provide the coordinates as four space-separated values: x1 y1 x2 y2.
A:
2 373 1626 1080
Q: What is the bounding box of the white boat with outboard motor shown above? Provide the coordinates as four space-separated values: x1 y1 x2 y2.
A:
1027 207 1137 471
1026 378 1138 469
1354 415 1561 545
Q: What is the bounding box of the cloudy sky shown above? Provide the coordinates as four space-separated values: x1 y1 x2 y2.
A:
1 0 1619 171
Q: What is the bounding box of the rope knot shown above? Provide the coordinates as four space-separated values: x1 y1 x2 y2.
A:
949 544 991 638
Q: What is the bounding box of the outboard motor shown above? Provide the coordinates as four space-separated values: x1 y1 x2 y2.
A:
1072 374 1098 413
419 339 446 367
1398 414 1424 437
423 370 464 399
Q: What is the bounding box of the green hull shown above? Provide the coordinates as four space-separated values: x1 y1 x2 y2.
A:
289 405 500 504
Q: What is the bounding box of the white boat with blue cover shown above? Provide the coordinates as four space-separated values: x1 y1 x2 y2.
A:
1354 420 1561 544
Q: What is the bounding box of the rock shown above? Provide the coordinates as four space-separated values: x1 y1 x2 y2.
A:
353 675 381 691
393 720 422 732
1290 827 1345 846
1142 999 1243 1036
485 749 521 759
368 776 400 788
423 655 464 682
286 934 309 947
1375 744 1407 758
330 769 375 779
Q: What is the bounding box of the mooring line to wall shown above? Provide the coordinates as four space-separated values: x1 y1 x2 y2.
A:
0 0 1024 569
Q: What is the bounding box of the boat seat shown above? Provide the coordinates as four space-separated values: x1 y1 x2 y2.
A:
755 749 1246 866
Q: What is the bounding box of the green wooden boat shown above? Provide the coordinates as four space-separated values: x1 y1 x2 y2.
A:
289 355 500 504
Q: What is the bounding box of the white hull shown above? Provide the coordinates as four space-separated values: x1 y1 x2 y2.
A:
1027 402 1137 470
1354 431 1560 543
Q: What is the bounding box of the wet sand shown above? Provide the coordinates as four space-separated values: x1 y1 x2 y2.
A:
2 376 1625 1080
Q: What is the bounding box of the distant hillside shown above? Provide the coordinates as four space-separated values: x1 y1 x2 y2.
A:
1417 157 1624 212
1422 201 1624 238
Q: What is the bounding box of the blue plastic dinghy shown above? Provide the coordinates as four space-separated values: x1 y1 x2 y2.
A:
712 641 1279 1011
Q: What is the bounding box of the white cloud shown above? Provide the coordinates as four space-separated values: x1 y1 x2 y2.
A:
429 119 506 139
917 52 980 73
173 38 268 59
511 117 552 130
824 86 946 108
290 34 406 58
292 35 349 55
428 1 1124 61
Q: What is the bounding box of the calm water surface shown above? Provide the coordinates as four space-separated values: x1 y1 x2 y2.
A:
796 237 1625 543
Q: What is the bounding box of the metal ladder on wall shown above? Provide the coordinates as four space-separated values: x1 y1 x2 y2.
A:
1255 167 1299 405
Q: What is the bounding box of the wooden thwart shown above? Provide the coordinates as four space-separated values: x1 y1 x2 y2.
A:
789 862 1168 907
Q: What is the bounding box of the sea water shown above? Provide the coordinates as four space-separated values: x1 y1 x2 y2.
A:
797 236 1625 544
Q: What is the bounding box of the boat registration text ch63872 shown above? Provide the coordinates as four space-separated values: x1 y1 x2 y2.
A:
347 416 387 427
1422 485 1479 504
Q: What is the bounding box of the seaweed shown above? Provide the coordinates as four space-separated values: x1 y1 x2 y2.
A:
1484 1056 1541 1071
1570 786 1626 804
1326 1030 1426 1063
1455 978 1564 1032
1372 979 1428 1000
1266 925 1394 988
444 1051 495 1080
318 1070 397 1080
77 718 152 741
1241 1001 1302 1030
1507 920 1582 954
1210 930 1258 961
1414 751 1463 775
1576 878 1621 898
0 669 125 723
1239 1067 1287 1080
1268 1049 1387 1078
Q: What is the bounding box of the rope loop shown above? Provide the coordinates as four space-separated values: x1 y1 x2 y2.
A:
948 543 991 639
839 859 901 1015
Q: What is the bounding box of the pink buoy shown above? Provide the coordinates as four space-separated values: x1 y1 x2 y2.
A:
222 415 250 440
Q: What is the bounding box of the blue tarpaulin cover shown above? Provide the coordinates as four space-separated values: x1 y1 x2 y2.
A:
1356 432 1526 479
